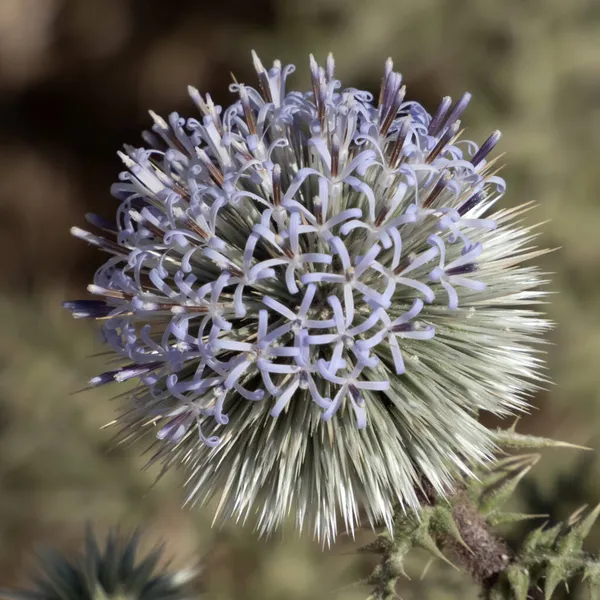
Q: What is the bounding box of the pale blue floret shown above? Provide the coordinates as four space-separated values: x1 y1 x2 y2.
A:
65 53 504 453
61 51 554 543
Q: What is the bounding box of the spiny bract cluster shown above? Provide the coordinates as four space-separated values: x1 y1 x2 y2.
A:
65 52 549 542
1 529 196 600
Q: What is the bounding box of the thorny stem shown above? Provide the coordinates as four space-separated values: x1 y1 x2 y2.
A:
366 489 511 599
446 490 511 588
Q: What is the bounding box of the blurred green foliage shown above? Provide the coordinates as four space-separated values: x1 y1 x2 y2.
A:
0 0 599 597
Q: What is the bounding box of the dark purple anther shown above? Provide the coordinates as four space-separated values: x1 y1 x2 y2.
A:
157 411 192 443
470 131 501 168
426 121 460 164
85 213 118 233
446 263 478 276
428 96 452 137
458 192 484 216
423 173 450 208
389 116 411 168
63 300 113 319
331 133 340 178
348 384 365 407
380 78 405 136
441 92 472 134
272 164 281 206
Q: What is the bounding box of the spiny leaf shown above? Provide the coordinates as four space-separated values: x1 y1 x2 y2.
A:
582 561 600 598
466 453 538 507
544 558 569 600
478 454 539 515
414 529 457 570
506 563 530 600
0 529 197 600
430 505 471 553
486 512 547 527
551 504 600 566
571 503 600 540
521 523 549 554
493 429 591 451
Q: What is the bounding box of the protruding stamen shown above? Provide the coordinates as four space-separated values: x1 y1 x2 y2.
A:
378 57 394 108
458 191 484 216
148 110 187 155
272 164 281 206
70 227 124 255
251 50 273 103
428 96 452 136
63 300 113 319
471 130 501 168
196 148 225 186
331 133 340 178
423 172 451 208
426 121 460 164
380 85 406 137
326 53 335 82
87 284 130 300
239 84 256 136
309 54 321 109
446 263 479 276
440 92 471 133
389 116 411 168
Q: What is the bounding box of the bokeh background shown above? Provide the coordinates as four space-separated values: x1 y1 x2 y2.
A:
0 0 599 597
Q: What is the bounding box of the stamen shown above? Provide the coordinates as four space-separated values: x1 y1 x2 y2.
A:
272 164 281 206
380 85 406 137
440 92 471 133
378 57 394 108
446 262 479 276
458 191 484 216
423 172 451 208
196 148 225 186
428 96 452 136
389 116 411 168
331 133 340 178
426 121 460 164
251 50 273 103
239 84 257 136
471 130 501 168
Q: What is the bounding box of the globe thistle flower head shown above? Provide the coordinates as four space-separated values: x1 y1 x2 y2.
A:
65 52 549 543
2 529 197 600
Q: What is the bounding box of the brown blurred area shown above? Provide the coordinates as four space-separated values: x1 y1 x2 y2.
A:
0 1 599 598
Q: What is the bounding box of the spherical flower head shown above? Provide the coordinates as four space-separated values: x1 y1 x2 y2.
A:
65 52 549 543
2 529 197 600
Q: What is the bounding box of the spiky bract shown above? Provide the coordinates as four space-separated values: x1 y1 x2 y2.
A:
2 529 196 600
65 52 549 542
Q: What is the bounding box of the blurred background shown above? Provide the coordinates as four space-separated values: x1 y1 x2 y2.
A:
0 0 599 597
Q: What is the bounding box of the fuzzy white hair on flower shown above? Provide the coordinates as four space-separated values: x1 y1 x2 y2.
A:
65 51 550 543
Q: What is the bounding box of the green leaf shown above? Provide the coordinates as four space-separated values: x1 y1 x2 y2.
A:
430 505 471 553
506 563 530 600
486 512 547 527
478 454 539 515
492 429 591 451
544 558 569 600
